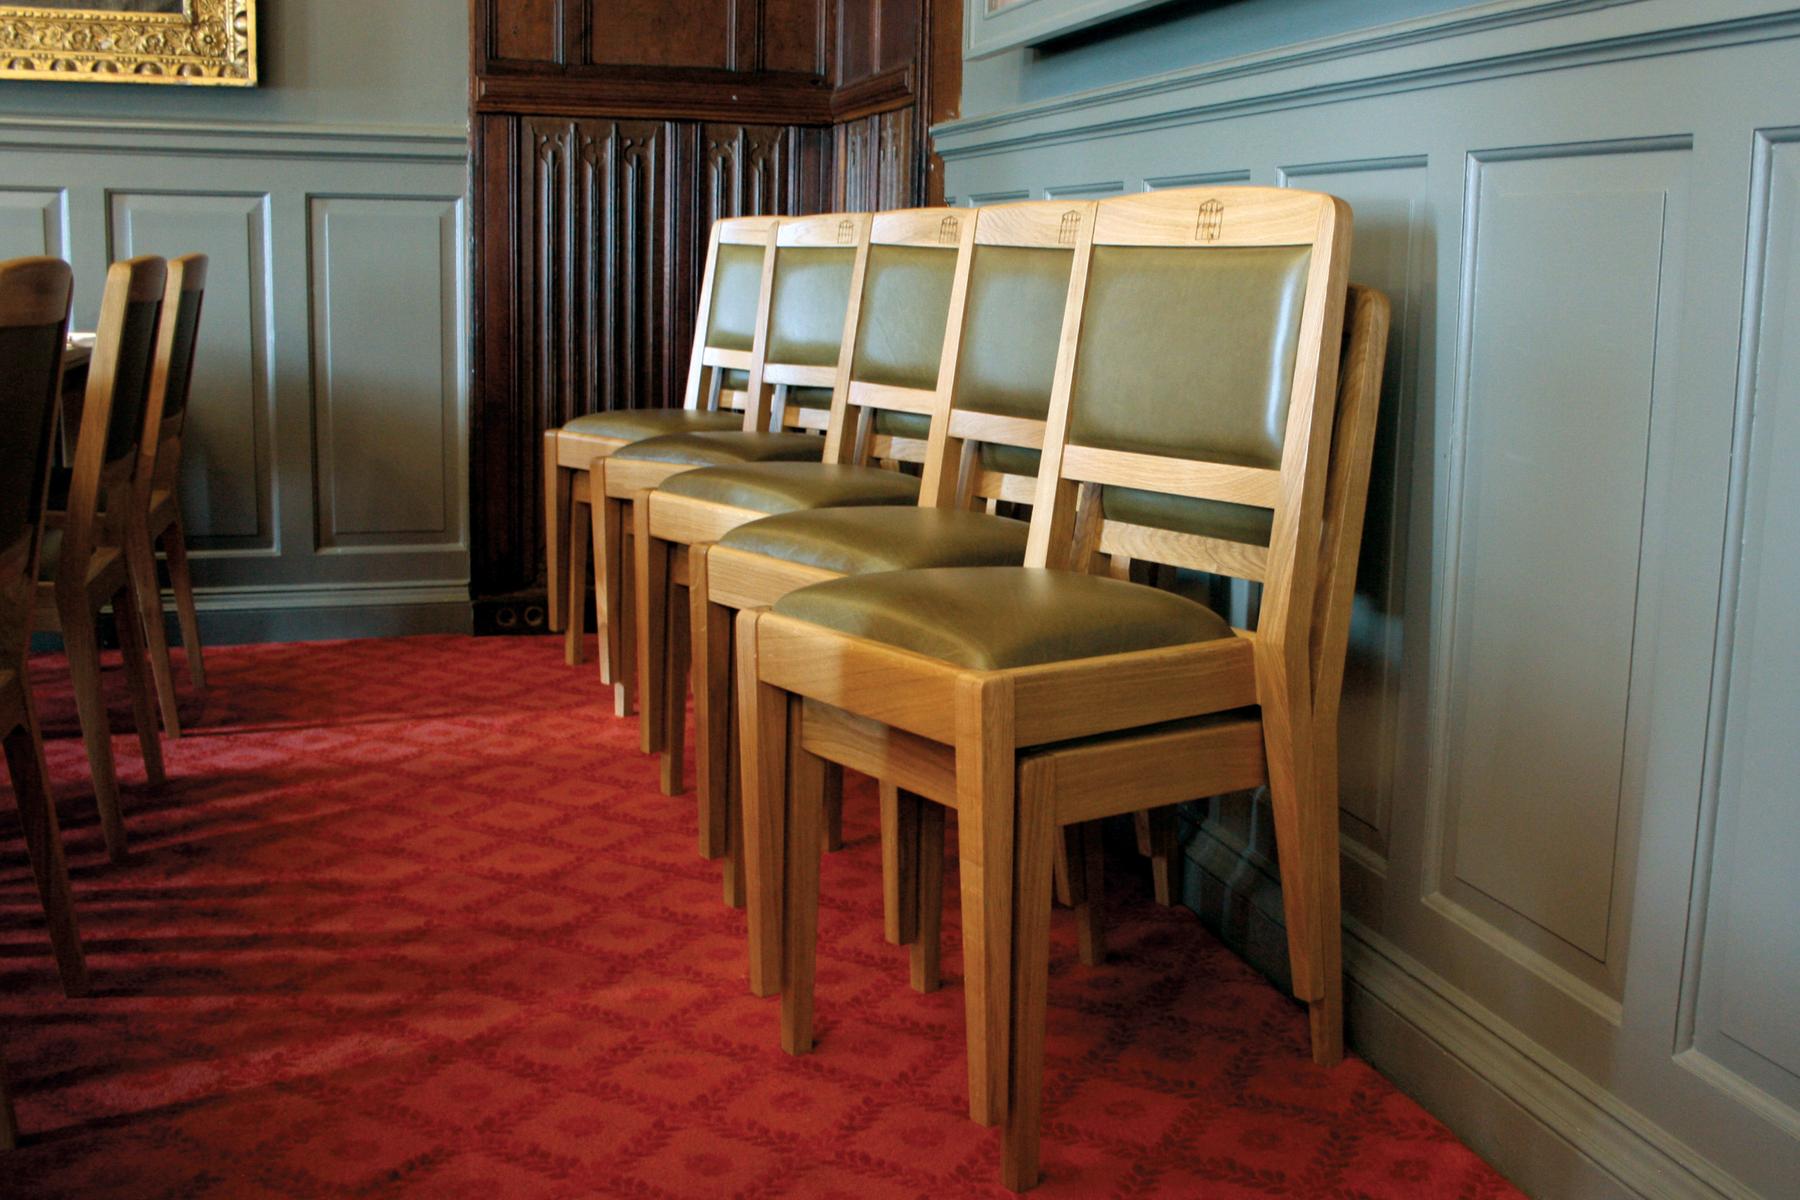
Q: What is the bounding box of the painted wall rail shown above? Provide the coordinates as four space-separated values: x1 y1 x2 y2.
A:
0 117 471 642
938 2 1800 1198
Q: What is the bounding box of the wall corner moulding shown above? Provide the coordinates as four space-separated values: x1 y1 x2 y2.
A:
0 0 257 87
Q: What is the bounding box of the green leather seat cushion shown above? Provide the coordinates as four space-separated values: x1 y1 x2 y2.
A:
719 507 1028 574
660 462 919 515
874 410 931 440
774 566 1233 671
562 408 742 442
612 431 824 468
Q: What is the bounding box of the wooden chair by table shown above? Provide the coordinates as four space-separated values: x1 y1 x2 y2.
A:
546 215 777 698
694 201 1087 946
1 256 90 1000
34 255 170 863
736 187 1356 1184
125 254 209 739
589 212 866 720
2 256 97 1152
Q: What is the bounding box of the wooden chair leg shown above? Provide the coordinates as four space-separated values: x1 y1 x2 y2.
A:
597 474 619 690
605 495 637 717
4 711 88 999
881 782 919 946
1139 805 1179 906
1073 821 1106 967
659 567 689 796
1261 704 1342 1065
633 497 668 754
159 509 206 691
823 762 844 852
692 552 731 859
956 677 1015 1127
123 510 181 739
112 581 165 788
737 612 785 996
544 432 567 633
563 489 591 668
58 600 127 863
0 1052 15 1151
780 696 827 1056
910 799 945 995
1002 756 1058 1193
723 679 747 910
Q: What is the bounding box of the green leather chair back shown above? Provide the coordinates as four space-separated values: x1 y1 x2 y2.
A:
950 245 1077 477
765 246 857 367
850 244 959 390
1070 244 1313 546
704 242 766 354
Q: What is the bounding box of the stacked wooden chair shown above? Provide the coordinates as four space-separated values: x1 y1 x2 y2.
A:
1 255 95 1149
598 209 924 796
730 186 1387 1190
32 255 170 863
693 200 1084 940
635 207 992 816
544 215 780 704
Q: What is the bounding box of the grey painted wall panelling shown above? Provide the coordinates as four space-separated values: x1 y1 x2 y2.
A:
0 126 471 634
0 0 472 639
939 3 1800 1196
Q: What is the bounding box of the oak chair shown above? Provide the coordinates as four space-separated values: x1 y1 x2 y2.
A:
1 256 90 1007
33 255 170 863
635 208 982 805
693 201 1088 940
736 187 1355 1185
122 253 208 739
919 282 1389 1187
545 215 777 693
588 212 866 717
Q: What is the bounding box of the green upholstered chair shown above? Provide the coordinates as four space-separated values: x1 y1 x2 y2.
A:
0 256 89 1016
691 201 1087 935
543 214 777 693
735 186 1365 1190
32 255 169 866
628 209 969 801
586 212 868 719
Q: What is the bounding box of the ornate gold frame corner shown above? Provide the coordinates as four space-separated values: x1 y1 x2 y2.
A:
0 1 258 87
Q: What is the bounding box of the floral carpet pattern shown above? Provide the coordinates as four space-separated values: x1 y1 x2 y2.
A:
0 635 1521 1198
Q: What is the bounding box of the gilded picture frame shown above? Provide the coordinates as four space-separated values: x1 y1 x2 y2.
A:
0 1 257 86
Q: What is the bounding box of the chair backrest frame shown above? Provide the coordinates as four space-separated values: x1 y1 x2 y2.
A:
903 200 1098 511
684 214 781 421
819 206 967 466
0 256 74 672
1025 186 1353 699
740 211 871 438
136 253 208 508
59 255 167 584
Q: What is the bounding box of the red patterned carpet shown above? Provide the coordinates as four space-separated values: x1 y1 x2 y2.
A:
1 635 1520 1198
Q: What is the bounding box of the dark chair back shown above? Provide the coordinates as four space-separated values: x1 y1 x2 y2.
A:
0 256 74 613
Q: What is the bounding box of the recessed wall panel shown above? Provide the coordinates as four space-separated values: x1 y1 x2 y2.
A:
110 191 273 547
1441 144 1686 966
310 195 465 548
1692 134 1800 1104
0 188 65 260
